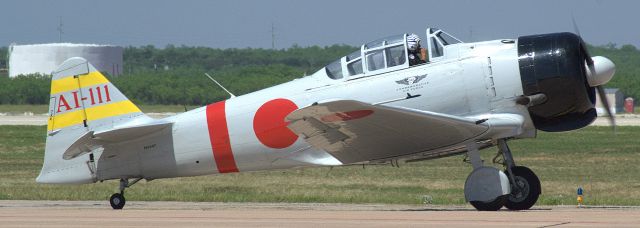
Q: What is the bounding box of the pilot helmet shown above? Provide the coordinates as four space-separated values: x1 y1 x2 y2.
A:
407 34 421 51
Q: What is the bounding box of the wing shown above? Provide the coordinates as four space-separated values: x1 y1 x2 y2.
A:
286 100 524 164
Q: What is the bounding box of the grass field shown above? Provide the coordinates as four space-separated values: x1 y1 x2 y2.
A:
1 125 639 206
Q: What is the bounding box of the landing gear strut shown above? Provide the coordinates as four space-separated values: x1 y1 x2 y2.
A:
495 139 541 210
109 178 142 210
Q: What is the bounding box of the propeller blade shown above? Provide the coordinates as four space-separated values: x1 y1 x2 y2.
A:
571 14 582 36
596 86 616 131
580 42 594 67
572 15 594 67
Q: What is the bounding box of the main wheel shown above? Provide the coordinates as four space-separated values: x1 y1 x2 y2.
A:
504 166 541 210
470 195 507 211
110 193 126 210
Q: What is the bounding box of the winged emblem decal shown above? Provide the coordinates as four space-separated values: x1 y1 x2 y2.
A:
395 74 427 85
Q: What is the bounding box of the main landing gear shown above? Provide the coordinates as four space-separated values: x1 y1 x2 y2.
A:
463 139 541 211
109 178 142 209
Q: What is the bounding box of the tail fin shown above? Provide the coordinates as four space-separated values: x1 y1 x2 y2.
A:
47 57 144 133
38 57 149 184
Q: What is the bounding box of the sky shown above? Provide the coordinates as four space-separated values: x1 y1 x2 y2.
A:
1 0 638 49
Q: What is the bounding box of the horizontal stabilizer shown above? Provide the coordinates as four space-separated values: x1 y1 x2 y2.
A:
62 131 101 160
62 121 173 160
94 121 173 142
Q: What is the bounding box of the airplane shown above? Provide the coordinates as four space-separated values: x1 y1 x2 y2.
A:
37 27 616 211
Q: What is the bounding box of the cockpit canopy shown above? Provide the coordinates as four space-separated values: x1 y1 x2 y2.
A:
321 28 462 80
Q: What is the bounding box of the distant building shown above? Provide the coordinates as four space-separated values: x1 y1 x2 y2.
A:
8 43 123 77
595 88 624 115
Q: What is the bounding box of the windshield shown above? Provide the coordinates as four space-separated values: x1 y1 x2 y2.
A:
437 32 462 45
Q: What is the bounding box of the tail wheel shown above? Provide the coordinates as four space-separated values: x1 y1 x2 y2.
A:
110 193 126 210
470 195 507 211
505 166 541 210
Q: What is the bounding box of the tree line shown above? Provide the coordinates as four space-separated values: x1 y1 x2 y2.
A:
0 45 356 105
0 43 639 105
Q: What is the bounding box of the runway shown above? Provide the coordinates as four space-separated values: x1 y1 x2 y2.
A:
1 201 639 227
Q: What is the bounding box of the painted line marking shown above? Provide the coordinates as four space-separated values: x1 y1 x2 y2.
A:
47 100 141 131
206 101 239 173
50 71 109 95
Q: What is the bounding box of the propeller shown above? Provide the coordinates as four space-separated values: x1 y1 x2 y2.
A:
572 15 616 131
596 86 615 128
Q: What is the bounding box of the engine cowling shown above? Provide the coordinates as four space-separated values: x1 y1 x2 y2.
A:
517 32 596 132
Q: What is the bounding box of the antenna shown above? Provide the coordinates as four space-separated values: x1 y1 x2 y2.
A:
57 16 64 42
204 73 236 99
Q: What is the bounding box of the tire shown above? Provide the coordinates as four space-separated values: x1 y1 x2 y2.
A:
470 195 507 211
504 166 541 210
110 193 126 210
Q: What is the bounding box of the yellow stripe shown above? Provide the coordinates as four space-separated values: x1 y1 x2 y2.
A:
47 110 85 131
50 71 110 95
47 100 141 131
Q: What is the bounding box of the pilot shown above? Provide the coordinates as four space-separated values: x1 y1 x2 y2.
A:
407 33 427 66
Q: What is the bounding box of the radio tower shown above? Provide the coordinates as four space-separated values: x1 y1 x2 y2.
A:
271 22 275 49
57 17 64 42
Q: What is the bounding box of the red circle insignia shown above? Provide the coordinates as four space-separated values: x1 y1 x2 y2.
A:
253 98 299 149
